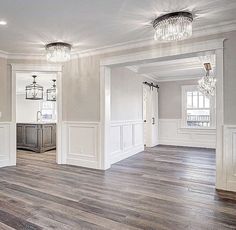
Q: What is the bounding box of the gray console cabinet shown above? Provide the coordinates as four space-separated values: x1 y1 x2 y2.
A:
17 123 56 153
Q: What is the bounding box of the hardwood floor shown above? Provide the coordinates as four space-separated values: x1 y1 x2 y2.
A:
0 146 235 229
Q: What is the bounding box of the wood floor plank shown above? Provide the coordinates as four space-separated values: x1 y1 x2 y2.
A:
0 147 235 229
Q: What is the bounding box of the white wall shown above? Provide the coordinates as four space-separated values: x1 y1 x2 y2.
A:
16 94 40 123
110 67 144 164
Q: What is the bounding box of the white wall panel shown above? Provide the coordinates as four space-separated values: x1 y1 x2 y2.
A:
63 122 100 169
159 119 216 148
0 123 11 167
224 125 236 192
110 120 144 164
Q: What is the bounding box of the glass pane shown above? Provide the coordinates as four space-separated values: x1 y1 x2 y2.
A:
187 93 192 108
193 95 198 108
199 95 204 108
187 109 210 127
205 97 210 108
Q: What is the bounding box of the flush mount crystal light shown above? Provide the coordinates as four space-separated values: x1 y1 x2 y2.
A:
26 75 43 100
46 79 57 101
153 11 193 41
46 42 72 62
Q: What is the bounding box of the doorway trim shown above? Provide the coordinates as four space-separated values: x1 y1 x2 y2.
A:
10 64 64 165
100 38 225 190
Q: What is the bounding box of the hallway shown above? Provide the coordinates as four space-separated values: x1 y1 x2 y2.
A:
0 147 235 229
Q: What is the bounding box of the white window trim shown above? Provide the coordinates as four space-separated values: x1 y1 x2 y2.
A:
181 85 216 130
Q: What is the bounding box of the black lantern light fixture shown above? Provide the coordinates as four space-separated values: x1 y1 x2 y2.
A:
46 79 57 101
25 75 43 100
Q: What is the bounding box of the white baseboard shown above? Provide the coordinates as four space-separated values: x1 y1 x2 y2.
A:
158 119 216 149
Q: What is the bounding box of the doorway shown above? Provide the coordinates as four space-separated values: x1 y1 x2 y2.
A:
100 38 224 190
11 64 64 166
16 72 58 163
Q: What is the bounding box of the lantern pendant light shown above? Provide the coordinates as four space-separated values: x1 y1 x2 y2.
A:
25 75 43 100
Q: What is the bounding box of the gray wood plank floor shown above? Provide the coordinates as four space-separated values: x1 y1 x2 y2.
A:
0 146 235 230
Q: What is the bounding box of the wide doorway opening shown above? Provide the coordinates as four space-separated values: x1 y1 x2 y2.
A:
15 72 58 164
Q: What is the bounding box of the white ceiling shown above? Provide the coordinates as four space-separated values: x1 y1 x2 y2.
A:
0 0 236 55
127 55 215 82
16 73 57 94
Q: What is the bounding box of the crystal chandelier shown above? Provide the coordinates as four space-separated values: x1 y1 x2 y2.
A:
153 12 193 41
46 42 72 62
198 63 216 97
26 75 43 100
46 79 57 101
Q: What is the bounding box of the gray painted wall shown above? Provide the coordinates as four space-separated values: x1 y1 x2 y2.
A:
0 31 236 125
158 79 198 119
111 67 143 121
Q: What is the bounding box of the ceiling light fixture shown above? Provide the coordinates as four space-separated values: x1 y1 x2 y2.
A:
198 63 216 97
46 79 57 101
25 75 44 100
153 12 193 41
45 42 72 62
0 20 7 26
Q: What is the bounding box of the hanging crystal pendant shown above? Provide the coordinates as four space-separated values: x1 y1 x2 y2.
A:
46 79 57 101
198 63 216 97
153 12 193 41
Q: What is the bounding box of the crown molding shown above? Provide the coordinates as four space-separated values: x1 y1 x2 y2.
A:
0 19 235 60
146 73 202 82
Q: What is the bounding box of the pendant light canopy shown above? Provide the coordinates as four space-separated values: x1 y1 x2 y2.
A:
26 75 43 100
46 79 57 101
153 11 193 41
46 42 72 62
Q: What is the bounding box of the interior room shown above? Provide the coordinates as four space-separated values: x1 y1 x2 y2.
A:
0 1 236 229
16 73 57 162
109 54 216 167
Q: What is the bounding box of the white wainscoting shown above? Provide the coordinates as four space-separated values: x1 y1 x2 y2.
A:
158 119 216 148
224 125 236 192
62 122 101 169
110 120 144 164
0 122 14 168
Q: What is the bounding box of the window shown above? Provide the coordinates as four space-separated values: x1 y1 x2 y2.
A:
182 85 215 128
40 101 57 122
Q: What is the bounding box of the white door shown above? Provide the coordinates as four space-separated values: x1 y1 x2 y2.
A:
143 85 159 147
151 89 159 147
